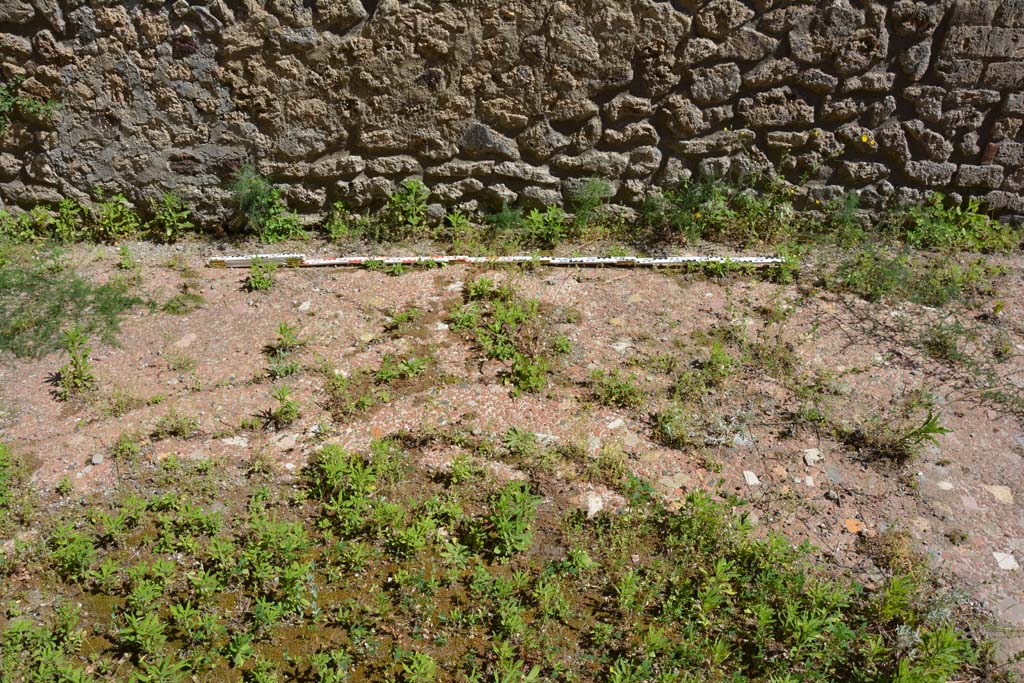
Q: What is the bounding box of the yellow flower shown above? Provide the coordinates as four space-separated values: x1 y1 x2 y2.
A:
861 134 868 142
815 199 821 205
695 212 701 218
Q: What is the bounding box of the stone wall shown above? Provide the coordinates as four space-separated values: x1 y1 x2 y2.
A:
1 0 1024 227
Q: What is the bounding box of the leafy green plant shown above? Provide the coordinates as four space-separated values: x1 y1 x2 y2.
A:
508 353 548 395
93 190 141 243
146 193 193 243
653 402 695 449
900 193 1018 253
52 199 85 242
0 75 58 133
521 206 568 248
0 444 14 511
488 481 541 558
266 385 301 428
230 164 306 243
55 326 95 401
401 651 437 683
590 369 644 408
569 177 613 229
846 409 951 464
151 408 199 440
375 354 430 384
246 258 278 292
383 179 430 240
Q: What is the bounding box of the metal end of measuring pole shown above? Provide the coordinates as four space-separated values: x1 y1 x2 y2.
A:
206 253 785 269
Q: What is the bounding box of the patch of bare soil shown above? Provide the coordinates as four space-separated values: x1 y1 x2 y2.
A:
2 239 1023 662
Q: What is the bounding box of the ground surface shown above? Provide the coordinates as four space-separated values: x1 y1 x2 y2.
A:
2 238 1024 675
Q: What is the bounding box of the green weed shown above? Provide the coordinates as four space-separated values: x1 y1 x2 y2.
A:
590 369 645 408
488 481 541 558
146 193 193 243
55 326 96 401
382 179 429 240
230 164 306 243
900 193 1018 253
151 408 199 440
246 258 278 292
0 245 138 357
266 385 301 429
161 284 205 314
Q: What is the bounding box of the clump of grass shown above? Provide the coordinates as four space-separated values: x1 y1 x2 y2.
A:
161 283 205 314
230 164 306 243
384 307 421 334
2 433 990 682
589 369 645 408
0 245 139 358
488 481 541 558
151 408 199 440
844 409 951 464
323 371 390 421
673 341 736 399
829 248 1006 306
0 442 19 525
917 322 968 363
653 401 696 449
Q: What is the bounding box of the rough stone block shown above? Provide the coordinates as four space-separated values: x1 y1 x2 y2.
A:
662 95 709 137
984 61 1024 87
669 129 755 155
904 120 955 161
936 58 985 87
891 1 945 37
602 94 653 124
695 0 754 39
691 63 741 104
719 28 778 61
737 87 814 127
956 164 1005 188
518 185 562 209
942 26 1024 59
366 155 421 176
765 131 809 149
602 122 659 147
551 150 629 178
985 190 1024 212
743 58 798 88
841 71 896 93
794 68 839 93
821 97 864 123
0 0 34 23
517 122 569 162
0 152 21 180
492 161 560 186
995 141 1024 165
459 121 519 161
834 29 887 76
838 162 889 184
626 146 662 178
904 160 958 186
899 41 932 81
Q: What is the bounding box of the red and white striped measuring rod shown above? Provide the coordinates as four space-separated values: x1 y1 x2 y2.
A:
207 253 785 269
